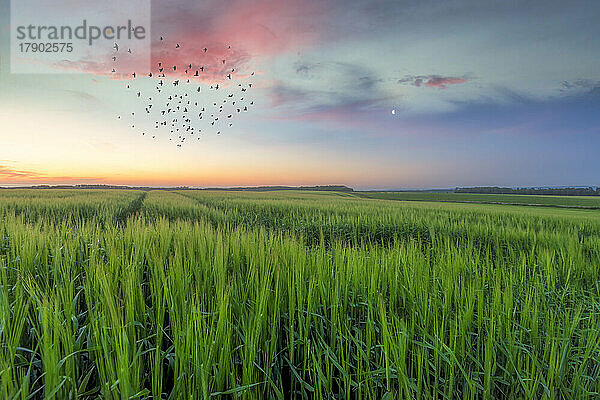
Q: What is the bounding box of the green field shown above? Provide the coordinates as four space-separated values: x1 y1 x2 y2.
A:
1 189 599 399
357 191 600 209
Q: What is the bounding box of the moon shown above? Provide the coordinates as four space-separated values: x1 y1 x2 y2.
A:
391 109 396 115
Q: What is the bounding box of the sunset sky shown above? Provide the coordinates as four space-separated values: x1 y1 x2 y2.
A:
0 0 599 189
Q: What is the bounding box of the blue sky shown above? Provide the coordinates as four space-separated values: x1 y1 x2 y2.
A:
0 0 598 189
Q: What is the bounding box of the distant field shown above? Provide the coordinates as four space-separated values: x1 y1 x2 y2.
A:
356 191 600 208
1 189 599 399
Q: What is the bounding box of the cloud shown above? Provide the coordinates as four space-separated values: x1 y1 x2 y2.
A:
47 0 323 83
269 84 310 107
138 0 327 84
399 75 469 89
560 79 600 95
155 0 325 54
0 165 42 180
269 61 388 107
64 90 105 108
0 165 102 184
294 62 321 77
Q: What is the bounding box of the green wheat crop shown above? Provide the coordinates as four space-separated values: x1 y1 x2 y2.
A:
0 189 598 399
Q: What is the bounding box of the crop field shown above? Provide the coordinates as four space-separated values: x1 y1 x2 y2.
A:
1 189 599 399
358 191 600 209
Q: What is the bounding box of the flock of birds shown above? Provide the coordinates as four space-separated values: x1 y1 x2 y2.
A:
112 36 256 148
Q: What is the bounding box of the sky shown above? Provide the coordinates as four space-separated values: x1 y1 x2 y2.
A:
0 0 599 189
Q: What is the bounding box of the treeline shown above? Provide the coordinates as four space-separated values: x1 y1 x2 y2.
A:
456 186 600 196
202 185 354 192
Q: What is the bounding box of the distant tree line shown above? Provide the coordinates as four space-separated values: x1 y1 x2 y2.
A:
201 185 355 192
455 187 600 196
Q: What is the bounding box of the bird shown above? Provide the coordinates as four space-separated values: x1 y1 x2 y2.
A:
128 48 132 54
112 39 255 148
113 43 119 51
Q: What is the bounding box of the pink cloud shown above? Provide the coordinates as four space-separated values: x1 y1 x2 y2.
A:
51 0 325 85
423 76 468 89
145 0 325 82
0 165 42 179
400 75 469 89
156 0 324 56
0 165 102 184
